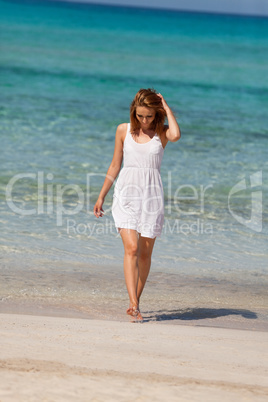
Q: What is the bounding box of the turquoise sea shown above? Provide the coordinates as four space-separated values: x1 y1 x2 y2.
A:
1 0 268 327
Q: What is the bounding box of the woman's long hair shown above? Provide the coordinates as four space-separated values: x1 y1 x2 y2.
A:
130 88 167 136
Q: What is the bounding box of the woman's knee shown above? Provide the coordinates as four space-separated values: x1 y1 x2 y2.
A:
138 237 156 262
125 242 139 257
120 229 139 257
138 250 151 263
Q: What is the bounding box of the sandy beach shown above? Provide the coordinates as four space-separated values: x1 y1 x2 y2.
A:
0 313 267 401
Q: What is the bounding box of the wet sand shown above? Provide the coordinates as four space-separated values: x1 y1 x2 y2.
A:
1 260 268 331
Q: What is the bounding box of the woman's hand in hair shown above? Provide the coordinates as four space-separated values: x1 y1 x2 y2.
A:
157 93 181 142
157 93 170 113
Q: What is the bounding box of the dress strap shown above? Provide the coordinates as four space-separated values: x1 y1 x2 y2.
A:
123 123 130 146
126 122 131 140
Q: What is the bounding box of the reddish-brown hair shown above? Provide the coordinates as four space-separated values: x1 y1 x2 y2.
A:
130 88 167 136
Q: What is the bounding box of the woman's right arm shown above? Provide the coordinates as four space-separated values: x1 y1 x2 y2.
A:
93 123 126 217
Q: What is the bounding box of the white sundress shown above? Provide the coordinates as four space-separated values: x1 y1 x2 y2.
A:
112 123 165 238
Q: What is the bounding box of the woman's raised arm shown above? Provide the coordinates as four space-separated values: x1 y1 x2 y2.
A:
157 93 181 143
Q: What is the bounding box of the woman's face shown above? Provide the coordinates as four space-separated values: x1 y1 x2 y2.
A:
136 106 156 129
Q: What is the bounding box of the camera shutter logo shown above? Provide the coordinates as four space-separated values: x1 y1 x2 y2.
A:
228 171 262 233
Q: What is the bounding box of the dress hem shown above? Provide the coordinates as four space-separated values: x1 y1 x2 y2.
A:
114 222 162 239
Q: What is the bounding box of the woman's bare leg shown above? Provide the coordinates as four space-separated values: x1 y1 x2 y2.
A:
119 229 156 321
119 228 140 309
137 235 156 304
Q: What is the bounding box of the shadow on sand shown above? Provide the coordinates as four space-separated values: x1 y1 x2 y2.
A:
144 308 258 322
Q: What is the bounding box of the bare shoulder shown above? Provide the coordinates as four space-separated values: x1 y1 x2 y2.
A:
116 123 128 143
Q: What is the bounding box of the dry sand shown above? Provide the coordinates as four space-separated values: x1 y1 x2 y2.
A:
0 313 267 401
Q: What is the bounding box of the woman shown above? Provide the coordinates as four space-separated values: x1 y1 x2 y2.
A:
93 88 181 322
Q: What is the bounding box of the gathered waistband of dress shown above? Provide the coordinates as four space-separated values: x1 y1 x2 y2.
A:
123 166 160 170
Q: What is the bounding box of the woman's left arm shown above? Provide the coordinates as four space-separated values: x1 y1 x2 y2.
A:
158 93 181 142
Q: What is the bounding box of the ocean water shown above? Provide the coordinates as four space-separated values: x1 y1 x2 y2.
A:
0 0 268 326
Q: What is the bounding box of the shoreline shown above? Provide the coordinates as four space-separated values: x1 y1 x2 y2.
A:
1 261 268 332
1 313 268 401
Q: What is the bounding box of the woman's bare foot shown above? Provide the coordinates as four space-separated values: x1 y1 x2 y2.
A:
126 298 140 315
126 305 144 323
